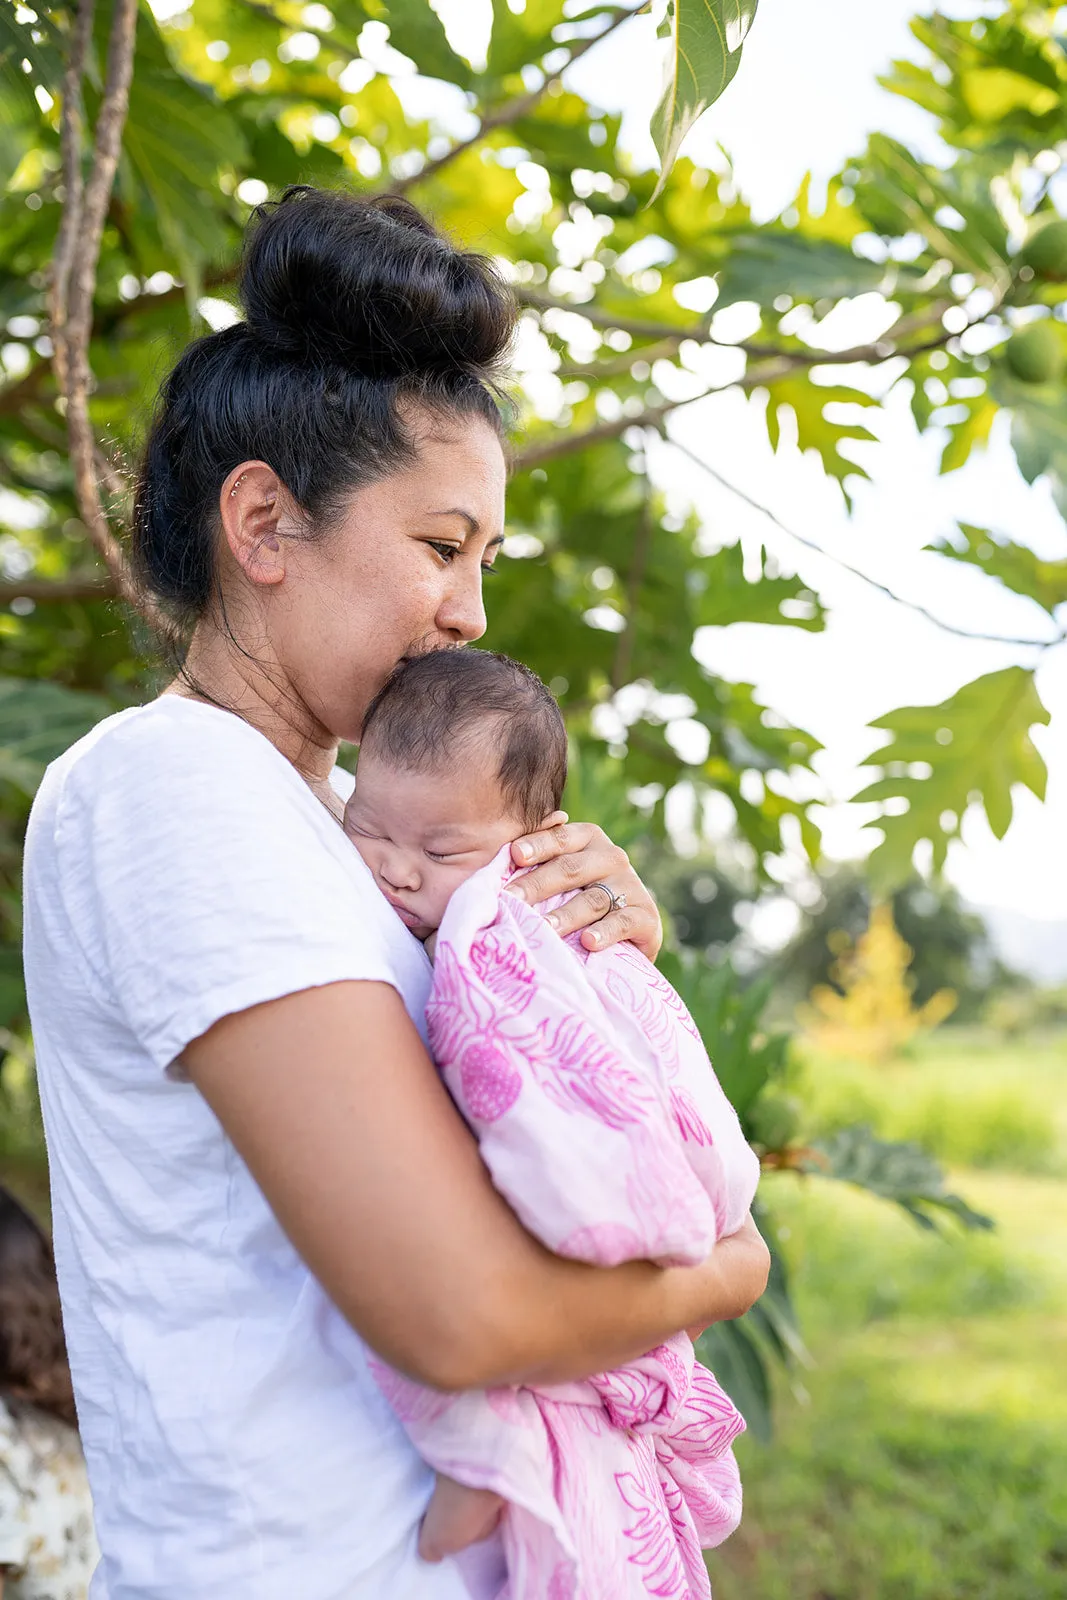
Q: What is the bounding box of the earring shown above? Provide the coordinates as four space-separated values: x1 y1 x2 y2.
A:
229 472 248 499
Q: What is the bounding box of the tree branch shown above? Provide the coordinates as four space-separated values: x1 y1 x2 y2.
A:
517 288 709 343
49 0 167 634
612 449 654 690
667 435 1066 652
518 288 957 368
0 577 117 605
559 335 686 380
513 356 796 471
49 0 95 397
391 4 642 196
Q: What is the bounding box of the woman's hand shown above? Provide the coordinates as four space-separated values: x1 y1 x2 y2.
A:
506 813 662 960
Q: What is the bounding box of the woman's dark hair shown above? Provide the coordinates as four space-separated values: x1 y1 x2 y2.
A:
0 1185 76 1428
360 648 568 830
132 186 517 624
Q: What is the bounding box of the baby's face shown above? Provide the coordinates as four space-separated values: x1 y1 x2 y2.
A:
343 750 525 941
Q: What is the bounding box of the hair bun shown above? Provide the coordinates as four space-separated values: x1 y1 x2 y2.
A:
239 185 514 377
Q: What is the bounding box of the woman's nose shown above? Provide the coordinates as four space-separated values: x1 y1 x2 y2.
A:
436 568 487 643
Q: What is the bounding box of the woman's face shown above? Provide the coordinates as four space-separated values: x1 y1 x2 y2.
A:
263 413 507 743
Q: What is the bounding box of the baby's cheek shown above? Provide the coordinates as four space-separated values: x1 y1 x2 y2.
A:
426 863 478 925
350 838 380 877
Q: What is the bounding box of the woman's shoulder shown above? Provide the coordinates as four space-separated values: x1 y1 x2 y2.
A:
30 697 300 843
50 695 286 792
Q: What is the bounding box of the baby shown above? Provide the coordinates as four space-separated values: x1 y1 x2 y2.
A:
344 648 758 1596
344 648 567 1561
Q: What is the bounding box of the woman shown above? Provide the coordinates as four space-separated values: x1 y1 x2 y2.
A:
0 1184 98 1599
22 187 768 1599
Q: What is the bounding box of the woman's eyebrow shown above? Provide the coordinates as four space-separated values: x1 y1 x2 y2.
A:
428 510 505 550
430 508 480 534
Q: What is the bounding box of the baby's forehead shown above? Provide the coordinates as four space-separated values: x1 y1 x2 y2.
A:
349 744 507 821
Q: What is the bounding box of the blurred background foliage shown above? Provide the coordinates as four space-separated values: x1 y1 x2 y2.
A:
2 1 1067 1589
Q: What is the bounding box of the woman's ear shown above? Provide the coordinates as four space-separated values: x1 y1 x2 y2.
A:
219 461 290 587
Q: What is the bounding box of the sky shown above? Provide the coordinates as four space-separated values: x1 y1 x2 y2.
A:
493 0 1067 932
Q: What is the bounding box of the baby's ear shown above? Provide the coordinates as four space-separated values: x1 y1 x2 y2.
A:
537 810 569 831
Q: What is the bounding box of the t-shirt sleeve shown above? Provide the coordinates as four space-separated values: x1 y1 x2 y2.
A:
51 708 404 1074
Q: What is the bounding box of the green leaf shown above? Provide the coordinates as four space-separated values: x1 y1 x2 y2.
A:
763 374 877 499
650 0 759 198
852 134 1010 286
960 66 1060 123
0 0 62 184
991 367 1067 521
855 667 1050 891
695 540 825 632
930 523 1067 618
807 1125 993 1233
485 0 566 82
0 679 114 797
698 1315 772 1440
939 391 997 474
696 1204 808 1441
116 16 247 302
655 951 789 1124
0 943 25 1031
715 231 887 309
378 0 475 89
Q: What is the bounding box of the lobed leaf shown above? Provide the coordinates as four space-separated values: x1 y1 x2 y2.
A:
807 1124 993 1233
930 524 1067 619
855 667 1050 892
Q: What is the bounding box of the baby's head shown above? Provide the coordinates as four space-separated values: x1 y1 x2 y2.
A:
344 649 567 940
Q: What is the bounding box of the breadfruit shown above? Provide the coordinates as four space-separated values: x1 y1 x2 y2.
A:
1021 218 1067 281
747 1091 802 1154
1005 321 1064 385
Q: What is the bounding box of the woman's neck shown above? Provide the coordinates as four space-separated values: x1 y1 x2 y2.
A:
169 624 341 795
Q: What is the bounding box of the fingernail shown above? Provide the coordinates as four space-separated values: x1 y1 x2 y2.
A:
587 930 601 947
545 912 560 930
515 840 533 861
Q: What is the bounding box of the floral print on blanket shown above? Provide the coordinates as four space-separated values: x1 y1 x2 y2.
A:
374 846 760 1598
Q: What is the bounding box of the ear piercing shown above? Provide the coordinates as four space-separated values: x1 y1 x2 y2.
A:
229 472 248 498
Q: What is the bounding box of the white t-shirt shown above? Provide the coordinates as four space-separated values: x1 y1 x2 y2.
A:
22 697 504 1600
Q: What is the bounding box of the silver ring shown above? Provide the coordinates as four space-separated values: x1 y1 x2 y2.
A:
589 881 627 916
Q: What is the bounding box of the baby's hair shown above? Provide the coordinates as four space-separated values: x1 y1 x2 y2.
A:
359 649 567 830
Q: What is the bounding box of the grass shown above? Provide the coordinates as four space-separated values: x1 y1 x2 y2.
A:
708 1032 1067 1599
791 1030 1066 1175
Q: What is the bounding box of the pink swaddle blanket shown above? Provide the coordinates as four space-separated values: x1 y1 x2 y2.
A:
371 847 760 1599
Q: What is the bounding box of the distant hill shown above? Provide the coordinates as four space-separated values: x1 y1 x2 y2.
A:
974 907 1067 985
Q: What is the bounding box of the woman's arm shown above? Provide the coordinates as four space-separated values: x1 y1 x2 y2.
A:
183 981 768 1392
506 816 663 959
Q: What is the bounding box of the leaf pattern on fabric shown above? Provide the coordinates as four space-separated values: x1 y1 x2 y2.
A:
378 847 760 1596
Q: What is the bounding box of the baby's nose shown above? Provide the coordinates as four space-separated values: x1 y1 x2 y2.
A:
382 853 421 891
